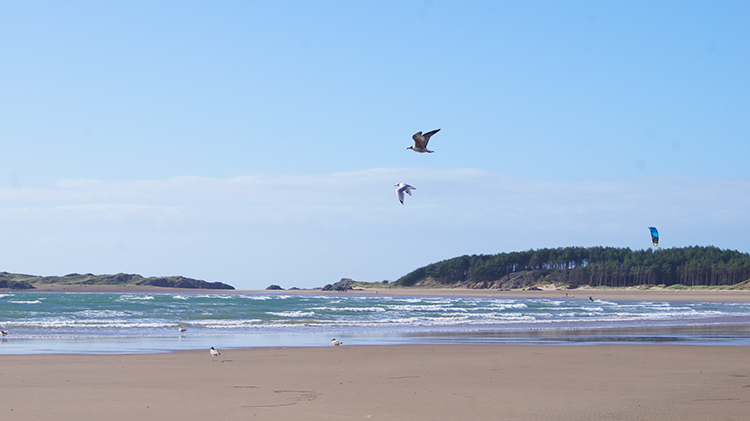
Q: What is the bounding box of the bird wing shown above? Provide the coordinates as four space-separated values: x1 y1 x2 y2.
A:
397 188 405 204
412 132 426 148
421 129 440 146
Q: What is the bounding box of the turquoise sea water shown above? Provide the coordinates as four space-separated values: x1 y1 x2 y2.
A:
1 292 750 354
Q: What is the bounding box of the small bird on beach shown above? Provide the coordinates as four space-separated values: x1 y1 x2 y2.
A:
178 327 186 333
210 346 221 359
332 338 342 347
408 129 440 153
0 330 7 336
395 183 416 205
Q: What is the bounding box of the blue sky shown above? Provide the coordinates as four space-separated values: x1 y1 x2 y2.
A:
2 1 749 289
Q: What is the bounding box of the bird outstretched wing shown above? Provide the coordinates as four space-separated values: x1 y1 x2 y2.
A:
421 129 440 146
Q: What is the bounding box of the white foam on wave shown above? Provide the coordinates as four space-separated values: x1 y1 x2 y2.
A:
195 319 263 328
240 294 291 300
191 294 234 299
395 297 457 305
117 295 154 301
241 295 272 300
310 306 386 313
267 311 315 318
490 302 528 310
386 304 454 312
75 309 134 318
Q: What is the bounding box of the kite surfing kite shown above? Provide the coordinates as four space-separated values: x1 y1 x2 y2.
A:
648 226 659 247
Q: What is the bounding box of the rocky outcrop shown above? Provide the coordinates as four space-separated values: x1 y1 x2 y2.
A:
322 278 354 292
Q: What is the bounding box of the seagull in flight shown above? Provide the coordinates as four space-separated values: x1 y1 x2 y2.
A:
332 338 342 346
408 129 440 153
394 183 416 205
210 346 221 360
0 330 7 336
178 326 186 333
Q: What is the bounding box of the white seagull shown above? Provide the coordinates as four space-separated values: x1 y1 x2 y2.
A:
210 346 221 360
408 129 440 153
332 338 343 346
178 327 186 333
395 183 416 205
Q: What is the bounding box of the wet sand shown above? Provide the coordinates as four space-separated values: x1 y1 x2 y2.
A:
1 344 749 420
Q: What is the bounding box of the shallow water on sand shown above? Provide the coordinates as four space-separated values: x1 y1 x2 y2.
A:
2 292 750 354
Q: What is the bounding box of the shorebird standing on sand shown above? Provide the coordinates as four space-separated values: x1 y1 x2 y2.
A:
395 183 416 205
408 129 440 153
332 339 342 347
210 346 221 360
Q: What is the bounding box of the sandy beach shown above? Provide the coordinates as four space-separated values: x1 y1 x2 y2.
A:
17 284 750 303
1 344 748 420
334 287 750 303
2 288 750 419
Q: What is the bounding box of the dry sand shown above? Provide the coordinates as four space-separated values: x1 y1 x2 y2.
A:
2 344 749 420
288 287 750 303
20 285 750 303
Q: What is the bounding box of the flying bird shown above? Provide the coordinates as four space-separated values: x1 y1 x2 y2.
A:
332 338 342 346
408 129 440 153
394 183 416 204
178 327 186 333
0 330 7 336
210 346 221 359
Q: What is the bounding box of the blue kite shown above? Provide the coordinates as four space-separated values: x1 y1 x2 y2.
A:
648 226 659 247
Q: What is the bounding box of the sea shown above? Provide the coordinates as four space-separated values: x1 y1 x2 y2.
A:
2 291 750 354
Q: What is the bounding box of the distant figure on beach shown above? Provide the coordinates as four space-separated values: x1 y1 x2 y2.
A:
332 338 342 347
210 346 221 360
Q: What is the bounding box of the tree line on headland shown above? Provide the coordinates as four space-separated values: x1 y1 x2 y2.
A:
394 246 750 289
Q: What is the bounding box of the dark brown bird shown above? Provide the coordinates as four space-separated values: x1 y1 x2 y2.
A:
408 129 440 153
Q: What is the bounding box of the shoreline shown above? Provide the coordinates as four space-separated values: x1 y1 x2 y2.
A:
1 343 748 420
9 285 750 303
3 287 750 355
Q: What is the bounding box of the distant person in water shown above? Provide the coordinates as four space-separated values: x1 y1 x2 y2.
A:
589 296 594 301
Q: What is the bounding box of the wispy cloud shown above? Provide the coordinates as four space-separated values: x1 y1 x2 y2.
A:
1 169 748 289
